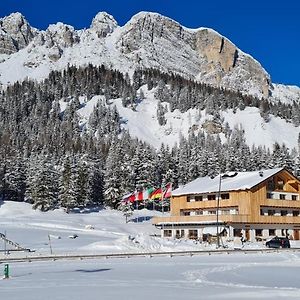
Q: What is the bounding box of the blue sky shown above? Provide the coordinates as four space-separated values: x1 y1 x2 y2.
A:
1 0 299 86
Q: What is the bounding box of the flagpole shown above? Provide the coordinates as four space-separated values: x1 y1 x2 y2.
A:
162 187 164 214
136 190 138 223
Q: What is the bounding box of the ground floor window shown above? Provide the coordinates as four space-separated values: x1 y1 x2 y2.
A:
175 230 184 239
163 230 172 237
269 229 276 236
255 229 263 236
233 229 242 237
188 230 198 239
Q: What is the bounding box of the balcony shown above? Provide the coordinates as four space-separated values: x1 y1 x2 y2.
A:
264 198 300 209
153 214 250 225
153 214 300 225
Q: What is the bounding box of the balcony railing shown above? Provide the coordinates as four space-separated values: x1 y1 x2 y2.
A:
152 214 250 224
152 214 300 225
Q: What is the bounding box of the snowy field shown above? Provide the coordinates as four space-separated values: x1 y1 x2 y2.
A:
1 253 300 299
1 201 300 299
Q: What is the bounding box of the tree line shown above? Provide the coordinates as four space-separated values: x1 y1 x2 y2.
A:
0 64 299 211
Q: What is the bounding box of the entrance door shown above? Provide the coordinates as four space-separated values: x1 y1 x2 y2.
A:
245 229 250 241
294 229 299 240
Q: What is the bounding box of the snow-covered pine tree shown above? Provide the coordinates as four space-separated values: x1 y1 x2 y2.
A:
104 139 123 208
31 157 59 211
2 155 27 202
119 201 134 223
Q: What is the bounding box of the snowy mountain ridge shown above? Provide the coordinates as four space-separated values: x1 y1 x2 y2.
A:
0 11 299 104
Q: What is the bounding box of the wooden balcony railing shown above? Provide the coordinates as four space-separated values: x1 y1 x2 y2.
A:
152 214 300 225
152 214 250 224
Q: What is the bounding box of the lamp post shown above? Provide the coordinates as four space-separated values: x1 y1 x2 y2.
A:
216 174 222 248
216 171 238 248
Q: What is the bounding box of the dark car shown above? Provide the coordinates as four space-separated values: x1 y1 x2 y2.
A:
266 236 290 248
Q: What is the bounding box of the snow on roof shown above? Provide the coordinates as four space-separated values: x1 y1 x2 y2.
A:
172 168 284 196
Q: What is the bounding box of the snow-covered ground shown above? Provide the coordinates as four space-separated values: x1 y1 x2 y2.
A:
74 87 300 150
2 250 300 299
1 201 300 299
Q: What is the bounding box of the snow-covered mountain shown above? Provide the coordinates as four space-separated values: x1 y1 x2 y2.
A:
1 11 300 150
76 87 300 150
0 11 299 102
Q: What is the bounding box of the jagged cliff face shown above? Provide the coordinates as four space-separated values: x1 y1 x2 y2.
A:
91 12 118 37
0 12 37 54
194 28 271 98
0 11 296 101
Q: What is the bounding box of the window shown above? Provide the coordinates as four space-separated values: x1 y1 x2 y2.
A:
233 229 242 237
277 179 284 190
195 210 203 215
292 195 298 201
267 179 275 191
279 194 286 200
267 193 273 199
260 209 264 216
184 211 190 216
255 229 263 237
293 211 299 217
222 209 230 215
188 230 198 239
221 193 230 200
187 196 191 202
164 230 172 237
207 210 216 215
175 230 184 239
281 210 287 216
195 195 203 202
231 208 239 215
207 194 216 200
269 229 276 236
268 209 275 216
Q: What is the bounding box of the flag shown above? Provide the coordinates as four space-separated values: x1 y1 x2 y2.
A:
143 187 154 200
150 188 162 200
135 190 144 201
163 183 172 198
121 192 136 204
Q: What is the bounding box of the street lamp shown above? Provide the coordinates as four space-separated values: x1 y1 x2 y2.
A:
216 171 238 248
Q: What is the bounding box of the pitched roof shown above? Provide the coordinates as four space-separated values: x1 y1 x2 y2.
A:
172 168 285 196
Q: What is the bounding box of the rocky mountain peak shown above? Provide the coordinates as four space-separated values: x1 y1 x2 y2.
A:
0 11 295 101
90 12 118 37
0 12 37 54
193 28 271 98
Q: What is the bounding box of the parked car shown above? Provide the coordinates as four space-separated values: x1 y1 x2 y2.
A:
266 236 290 248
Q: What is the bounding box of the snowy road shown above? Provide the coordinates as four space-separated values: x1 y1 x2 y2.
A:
1 252 300 300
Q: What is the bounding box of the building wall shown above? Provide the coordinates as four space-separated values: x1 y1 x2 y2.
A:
154 170 300 241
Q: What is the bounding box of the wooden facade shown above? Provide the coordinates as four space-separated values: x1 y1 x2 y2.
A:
153 169 300 241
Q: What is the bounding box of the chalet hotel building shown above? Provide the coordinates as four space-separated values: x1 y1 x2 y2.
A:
153 168 300 242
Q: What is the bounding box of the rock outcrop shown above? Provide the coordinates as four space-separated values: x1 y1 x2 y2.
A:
0 12 37 54
90 12 118 37
195 29 237 73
